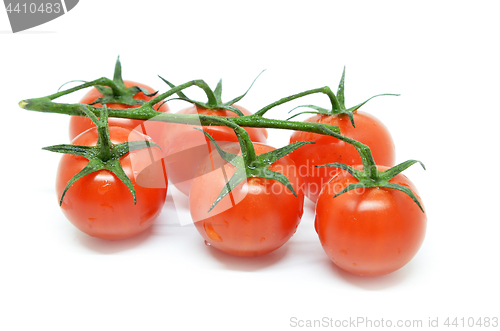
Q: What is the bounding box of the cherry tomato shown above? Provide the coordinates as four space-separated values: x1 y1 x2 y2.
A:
69 80 170 144
189 142 303 257
56 126 168 240
315 165 426 276
162 105 268 196
289 111 395 203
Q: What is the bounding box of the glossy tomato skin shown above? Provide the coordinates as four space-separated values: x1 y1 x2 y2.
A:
289 112 395 203
189 143 303 257
162 104 268 196
56 126 167 240
315 165 426 276
69 80 170 144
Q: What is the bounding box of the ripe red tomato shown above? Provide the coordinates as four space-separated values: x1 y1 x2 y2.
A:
56 126 168 240
69 80 170 144
315 165 426 276
289 112 395 203
189 142 303 257
162 104 268 196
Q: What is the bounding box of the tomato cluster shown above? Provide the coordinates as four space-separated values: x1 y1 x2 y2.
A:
35 62 426 278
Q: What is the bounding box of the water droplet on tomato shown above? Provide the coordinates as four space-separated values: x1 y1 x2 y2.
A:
204 240 211 246
100 203 114 212
61 197 73 211
204 222 223 242
98 182 112 195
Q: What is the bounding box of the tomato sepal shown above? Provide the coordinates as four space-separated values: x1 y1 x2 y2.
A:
157 71 265 117
207 167 246 212
286 105 330 120
379 159 426 180
88 57 158 107
287 67 399 127
258 140 314 167
195 127 313 212
57 80 87 92
316 162 364 178
223 71 264 105
216 105 245 117
317 159 426 212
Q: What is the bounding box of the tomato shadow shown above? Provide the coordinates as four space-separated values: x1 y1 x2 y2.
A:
205 243 290 272
324 259 413 290
75 227 154 254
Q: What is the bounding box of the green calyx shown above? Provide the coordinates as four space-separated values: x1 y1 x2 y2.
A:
288 67 399 127
158 71 265 117
43 104 160 206
83 56 158 107
195 127 312 213
317 160 426 212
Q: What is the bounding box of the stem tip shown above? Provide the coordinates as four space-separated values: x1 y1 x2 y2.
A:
18 100 28 109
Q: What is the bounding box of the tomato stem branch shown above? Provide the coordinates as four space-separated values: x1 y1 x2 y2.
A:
46 77 117 100
318 126 377 176
200 116 259 165
147 79 218 107
254 86 337 116
19 78 375 174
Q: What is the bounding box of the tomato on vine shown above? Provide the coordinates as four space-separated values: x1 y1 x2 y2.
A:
189 125 308 257
315 158 426 276
46 105 167 240
289 68 397 202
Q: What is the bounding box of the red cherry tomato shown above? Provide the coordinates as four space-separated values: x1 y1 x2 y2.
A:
315 165 426 276
162 104 268 196
289 112 395 203
189 142 303 257
56 126 168 240
69 80 170 144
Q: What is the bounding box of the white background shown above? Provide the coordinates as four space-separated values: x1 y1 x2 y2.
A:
1 1 499 330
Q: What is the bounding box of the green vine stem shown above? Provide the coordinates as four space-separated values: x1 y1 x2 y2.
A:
197 115 260 166
17 77 387 170
19 80 343 136
19 74 416 209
